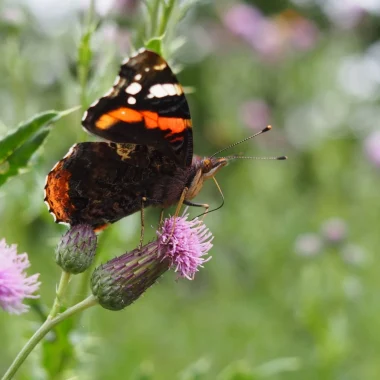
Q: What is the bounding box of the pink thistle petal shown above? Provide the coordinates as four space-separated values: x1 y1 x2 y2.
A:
0 239 40 315
157 213 213 280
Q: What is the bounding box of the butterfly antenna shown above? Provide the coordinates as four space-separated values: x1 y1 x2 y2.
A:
195 177 225 219
228 155 288 160
210 125 273 159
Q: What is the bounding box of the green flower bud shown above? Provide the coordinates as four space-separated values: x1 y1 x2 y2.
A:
56 224 97 274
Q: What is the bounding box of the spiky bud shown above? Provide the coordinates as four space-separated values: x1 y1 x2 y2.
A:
56 224 97 274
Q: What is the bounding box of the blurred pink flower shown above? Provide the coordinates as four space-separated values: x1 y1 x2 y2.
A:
222 5 318 62
294 233 322 257
364 130 380 167
240 99 271 131
0 239 40 315
222 3 264 41
323 2 366 29
112 0 139 14
320 218 348 244
341 244 367 267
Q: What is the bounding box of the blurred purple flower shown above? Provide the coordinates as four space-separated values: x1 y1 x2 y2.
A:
294 233 322 257
0 239 40 315
322 2 366 29
112 0 139 14
100 23 131 52
285 12 319 51
222 5 318 62
341 243 367 267
320 218 348 244
364 130 380 167
240 99 271 131
222 3 264 42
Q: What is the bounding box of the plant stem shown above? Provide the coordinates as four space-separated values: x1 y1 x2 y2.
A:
2 295 98 380
78 0 96 110
48 270 71 319
157 0 176 37
150 0 161 37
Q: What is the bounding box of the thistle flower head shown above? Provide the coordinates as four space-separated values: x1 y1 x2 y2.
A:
56 224 97 274
91 213 213 311
158 214 213 280
0 239 40 315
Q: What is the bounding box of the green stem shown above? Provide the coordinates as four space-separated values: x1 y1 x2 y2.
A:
150 0 161 37
48 270 71 319
157 0 176 37
2 296 98 380
78 0 96 110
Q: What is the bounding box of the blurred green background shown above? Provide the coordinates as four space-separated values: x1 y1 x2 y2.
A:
1 0 380 379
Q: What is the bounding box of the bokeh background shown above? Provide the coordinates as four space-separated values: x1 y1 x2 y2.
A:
1 0 380 378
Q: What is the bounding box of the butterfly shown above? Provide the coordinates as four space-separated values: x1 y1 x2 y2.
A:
44 49 228 231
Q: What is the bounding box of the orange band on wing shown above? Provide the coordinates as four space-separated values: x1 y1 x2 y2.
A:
141 111 192 134
96 108 192 135
96 108 143 130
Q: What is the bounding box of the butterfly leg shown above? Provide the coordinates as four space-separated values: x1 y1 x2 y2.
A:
138 197 147 250
174 187 188 218
183 200 210 221
158 208 165 229
164 187 189 243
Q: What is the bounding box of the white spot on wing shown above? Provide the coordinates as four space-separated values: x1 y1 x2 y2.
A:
113 75 121 86
82 110 88 121
134 74 142 81
163 84 176 96
144 67 150 72
153 63 167 71
149 84 168 98
128 97 136 105
125 82 142 95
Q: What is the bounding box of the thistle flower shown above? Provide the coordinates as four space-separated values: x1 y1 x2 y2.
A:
294 233 322 257
320 218 348 245
364 130 380 167
0 239 40 315
91 213 213 311
56 224 97 274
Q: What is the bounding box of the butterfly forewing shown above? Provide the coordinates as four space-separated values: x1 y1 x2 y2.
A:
82 50 193 167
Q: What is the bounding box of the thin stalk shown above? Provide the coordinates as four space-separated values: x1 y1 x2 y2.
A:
2 296 98 380
48 270 71 319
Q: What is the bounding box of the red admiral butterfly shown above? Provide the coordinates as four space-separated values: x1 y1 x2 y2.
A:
44 49 229 231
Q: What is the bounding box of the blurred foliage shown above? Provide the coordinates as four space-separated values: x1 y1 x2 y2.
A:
1 0 380 379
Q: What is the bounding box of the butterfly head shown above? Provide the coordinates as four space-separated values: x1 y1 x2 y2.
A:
186 156 228 200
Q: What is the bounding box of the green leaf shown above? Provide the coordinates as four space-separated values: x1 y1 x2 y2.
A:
145 36 164 55
0 107 79 165
0 129 49 186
